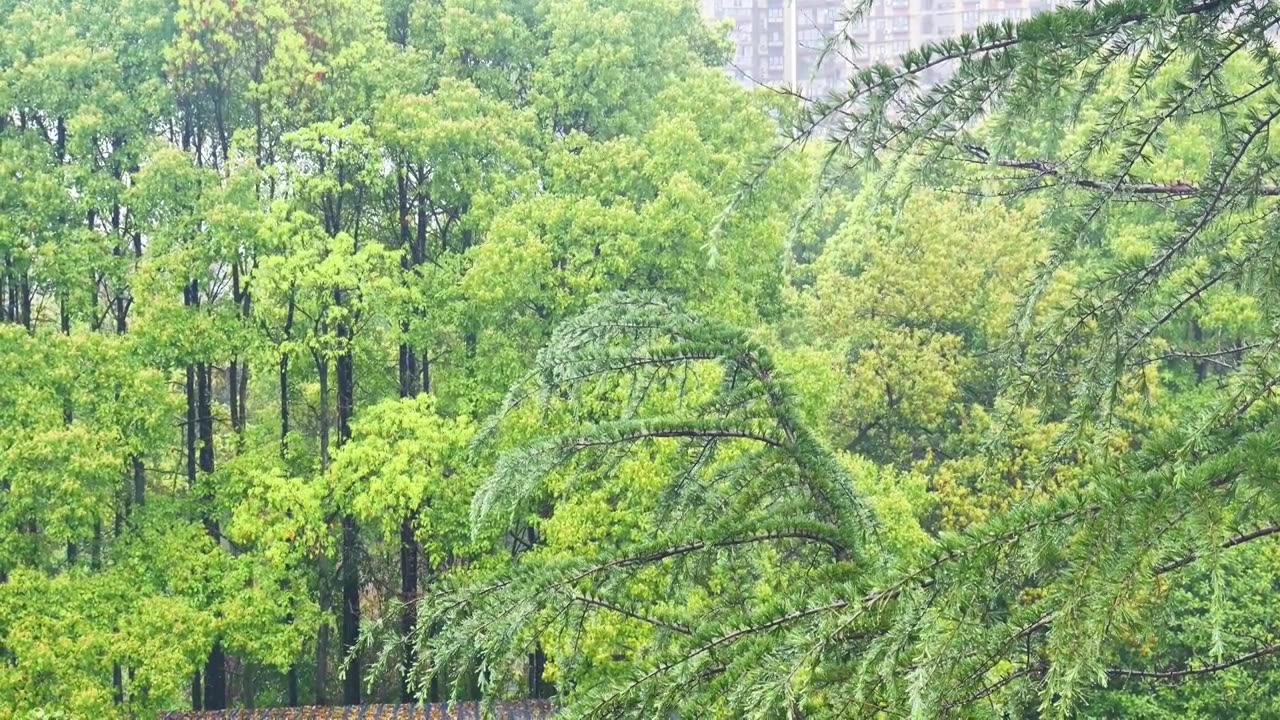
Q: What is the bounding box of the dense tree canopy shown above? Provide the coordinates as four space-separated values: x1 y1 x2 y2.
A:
3 0 1280 718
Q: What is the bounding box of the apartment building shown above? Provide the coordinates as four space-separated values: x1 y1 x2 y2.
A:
703 0 846 94
846 0 1059 75
703 0 1060 94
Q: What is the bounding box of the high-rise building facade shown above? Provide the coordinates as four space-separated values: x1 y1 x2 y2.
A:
703 0 1060 95
704 0 791 87
789 0 848 95
844 0 1059 72
703 0 846 93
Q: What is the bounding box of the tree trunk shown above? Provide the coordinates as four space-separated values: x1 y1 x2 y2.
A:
185 277 226 710
132 457 144 509
185 281 198 492
396 181 423 698
18 271 31 331
198 356 224 709
336 293 360 703
192 671 203 711
229 356 240 433
315 565 331 706
61 303 75 565
185 362 197 490
281 296 295 452
314 350 331 705
281 296 300 705
230 260 250 434
340 513 360 705
198 359 226 708
317 353 330 472
203 641 226 711
399 515 419 702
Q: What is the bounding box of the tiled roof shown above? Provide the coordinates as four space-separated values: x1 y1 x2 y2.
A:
160 701 555 720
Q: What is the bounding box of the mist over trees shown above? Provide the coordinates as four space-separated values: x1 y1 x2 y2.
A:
2 0 1279 718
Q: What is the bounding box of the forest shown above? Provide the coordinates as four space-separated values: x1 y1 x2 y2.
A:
2 0 1280 717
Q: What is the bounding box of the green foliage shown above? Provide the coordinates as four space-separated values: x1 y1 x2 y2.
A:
0 0 816 714
5 0 1279 716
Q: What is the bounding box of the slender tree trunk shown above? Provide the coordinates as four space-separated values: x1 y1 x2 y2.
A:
116 262 143 517
398 171 422 701
198 358 225 709
317 352 331 471
279 349 291 450
54 117 66 162
399 515 419 702
132 458 144 509
183 277 226 710
336 287 360 704
198 360 215 490
89 522 101 570
397 167 420 400
60 298 71 337
521 525 552 698
18 271 31 331
229 262 243 434
280 295 300 706
129 232 144 511
228 358 240 433
314 350 331 705
61 301 76 566
192 671 203 711
279 296 295 453
185 280 199 494
340 513 360 705
112 200 126 334
315 568 331 706
399 343 418 397
186 365 197 490
1 252 10 324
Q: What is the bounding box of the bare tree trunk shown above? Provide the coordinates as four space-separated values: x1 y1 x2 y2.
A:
397 172 422 700
183 278 226 710
336 290 360 704
399 515 419 702
315 350 331 705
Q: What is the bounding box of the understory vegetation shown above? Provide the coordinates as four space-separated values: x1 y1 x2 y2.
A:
2 0 1280 717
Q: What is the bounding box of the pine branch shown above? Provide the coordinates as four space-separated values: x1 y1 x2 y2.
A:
1106 642 1280 681
959 143 1280 197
